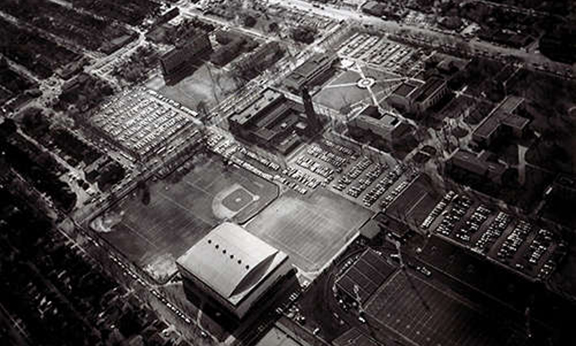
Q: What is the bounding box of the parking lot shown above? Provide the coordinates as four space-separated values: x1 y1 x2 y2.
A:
266 3 336 32
423 191 567 280
90 88 197 160
337 32 425 76
331 157 411 211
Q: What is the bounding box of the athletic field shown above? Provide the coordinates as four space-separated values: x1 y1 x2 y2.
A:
366 271 524 346
90 155 278 283
245 188 373 273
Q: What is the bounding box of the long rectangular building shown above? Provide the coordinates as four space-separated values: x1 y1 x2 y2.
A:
284 53 338 92
160 32 212 76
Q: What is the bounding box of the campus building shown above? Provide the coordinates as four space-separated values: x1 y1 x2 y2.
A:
284 53 339 92
446 149 506 185
160 32 212 76
228 88 323 152
386 76 448 115
232 41 283 75
176 222 293 320
472 96 530 148
347 105 413 149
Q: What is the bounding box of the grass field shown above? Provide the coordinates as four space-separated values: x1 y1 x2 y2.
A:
366 271 524 346
314 65 402 113
90 155 278 283
147 63 238 112
336 249 396 303
245 188 373 273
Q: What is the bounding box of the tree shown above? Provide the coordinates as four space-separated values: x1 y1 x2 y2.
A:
243 15 257 28
196 99 208 118
268 22 279 33
0 118 17 137
290 26 318 44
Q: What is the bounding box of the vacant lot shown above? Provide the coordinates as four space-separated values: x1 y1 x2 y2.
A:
90 155 278 283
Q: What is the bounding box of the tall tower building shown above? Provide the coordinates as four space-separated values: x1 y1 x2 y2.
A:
301 86 322 133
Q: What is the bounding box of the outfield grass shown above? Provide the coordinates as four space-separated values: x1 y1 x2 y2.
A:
90 155 278 283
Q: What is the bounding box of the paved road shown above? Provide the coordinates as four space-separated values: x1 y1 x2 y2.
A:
268 0 575 76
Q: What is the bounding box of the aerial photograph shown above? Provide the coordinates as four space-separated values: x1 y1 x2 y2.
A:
1 0 576 345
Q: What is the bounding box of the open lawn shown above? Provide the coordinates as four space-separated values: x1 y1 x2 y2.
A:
90 155 278 283
314 65 402 113
154 63 238 112
245 188 373 273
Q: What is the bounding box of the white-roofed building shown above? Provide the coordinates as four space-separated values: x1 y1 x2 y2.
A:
176 222 293 319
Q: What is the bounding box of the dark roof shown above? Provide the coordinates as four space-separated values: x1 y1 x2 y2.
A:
555 174 576 190
392 82 420 97
230 89 284 125
451 150 488 176
474 110 529 140
413 76 446 102
451 149 506 179
284 53 335 87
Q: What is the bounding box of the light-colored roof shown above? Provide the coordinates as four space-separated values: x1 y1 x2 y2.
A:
177 222 287 304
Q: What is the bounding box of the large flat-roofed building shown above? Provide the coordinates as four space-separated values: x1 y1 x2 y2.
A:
284 53 338 92
229 89 286 129
160 32 212 76
233 41 283 74
176 222 293 320
386 76 448 115
228 89 318 152
446 149 506 185
472 96 529 147
348 105 413 149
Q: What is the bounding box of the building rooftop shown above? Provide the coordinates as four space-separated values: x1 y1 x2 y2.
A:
284 53 335 88
357 106 401 128
392 81 421 98
474 110 530 140
555 174 576 190
413 76 446 103
176 222 288 305
451 149 506 179
229 89 285 126
498 95 524 114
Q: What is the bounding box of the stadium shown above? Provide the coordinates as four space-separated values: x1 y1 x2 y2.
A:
176 222 294 320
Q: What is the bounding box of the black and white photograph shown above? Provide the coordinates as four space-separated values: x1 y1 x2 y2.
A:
1 0 576 345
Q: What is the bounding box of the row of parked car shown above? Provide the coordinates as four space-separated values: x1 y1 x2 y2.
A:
333 157 372 191
435 196 473 236
496 221 533 265
297 156 335 178
473 212 512 254
347 163 386 198
380 180 409 210
322 139 355 157
242 148 281 171
421 191 457 229
307 144 347 170
282 167 321 190
454 205 492 242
